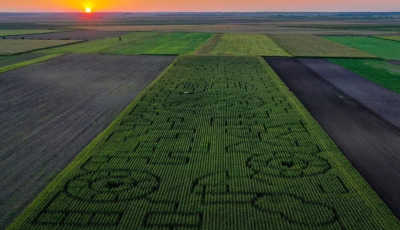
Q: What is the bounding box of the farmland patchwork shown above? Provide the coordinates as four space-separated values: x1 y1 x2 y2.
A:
40 32 212 55
9 56 399 229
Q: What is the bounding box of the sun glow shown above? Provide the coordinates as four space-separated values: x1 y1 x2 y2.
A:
85 7 91 13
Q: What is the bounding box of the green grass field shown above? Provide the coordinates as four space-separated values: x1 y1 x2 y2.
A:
322 36 400 60
40 32 212 55
329 58 400 94
209 34 290 56
0 40 81 55
9 56 399 230
0 30 57 37
269 35 375 57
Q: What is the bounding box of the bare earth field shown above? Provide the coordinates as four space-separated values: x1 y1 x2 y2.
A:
5 30 130 40
300 58 400 129
0 54 176 228
266 57 400 219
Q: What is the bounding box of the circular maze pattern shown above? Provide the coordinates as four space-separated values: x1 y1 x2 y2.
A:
66 170 160 202
248 153 331 177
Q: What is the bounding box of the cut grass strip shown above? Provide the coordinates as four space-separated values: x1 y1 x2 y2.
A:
0 54 61 74
322 36 400 60
269 35 375 58
8 56 399 230
329 58 400 95
209 34 291 56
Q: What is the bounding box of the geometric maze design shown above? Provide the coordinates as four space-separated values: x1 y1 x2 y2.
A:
24 56 387 229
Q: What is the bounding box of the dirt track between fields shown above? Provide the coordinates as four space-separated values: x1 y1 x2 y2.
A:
0 54 175 228
266 57 400 219
6 30 129 40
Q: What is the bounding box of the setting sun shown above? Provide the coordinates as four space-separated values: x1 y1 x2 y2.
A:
85 7 91 13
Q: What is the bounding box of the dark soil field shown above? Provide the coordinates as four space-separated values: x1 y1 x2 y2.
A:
5 30 129 40
0 54 175 228
0 53 45 67
266 57 400 219
300 58 400 130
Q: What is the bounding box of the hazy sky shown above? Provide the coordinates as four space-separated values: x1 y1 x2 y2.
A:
1 0 399 12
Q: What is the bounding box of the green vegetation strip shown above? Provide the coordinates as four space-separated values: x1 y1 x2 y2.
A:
209 34 291 56
322 36 400 60
9 56 399 229
0 40 81 55
0 54 61 74
269 35 375 58
329 58 400 94
40 32 212 55
376 36 400 42
0 30 57 37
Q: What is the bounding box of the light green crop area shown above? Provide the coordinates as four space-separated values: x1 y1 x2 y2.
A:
9 56 399 230
329 58 400 94
322 36 400 60
269 35 375 58
40 32 212 55
0 40 80 55
0 30 57 37
209 34 290 56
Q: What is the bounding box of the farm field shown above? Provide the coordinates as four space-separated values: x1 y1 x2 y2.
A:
302 58 400 129
208 34 290 56
0 30 57 36
0 39 81 55
0 54 60 74
328 58 400 95
269 35 375 57
40 32 212 55
322 36 400 60
0 53 45 67
266 57 400 218
9 56 400 229
377 36 400 42
5 30 130 40
0 54 176 228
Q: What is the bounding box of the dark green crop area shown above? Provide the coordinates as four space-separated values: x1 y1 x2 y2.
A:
322 36 400 60
9 56 399 230
329 58 400 94
39 32 212 55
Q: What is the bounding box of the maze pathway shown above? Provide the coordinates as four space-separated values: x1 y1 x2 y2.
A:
9 56 400 229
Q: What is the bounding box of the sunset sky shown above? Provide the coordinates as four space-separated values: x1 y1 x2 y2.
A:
1 0 399 12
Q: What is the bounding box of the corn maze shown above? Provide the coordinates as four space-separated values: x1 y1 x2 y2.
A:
10 56 399 229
